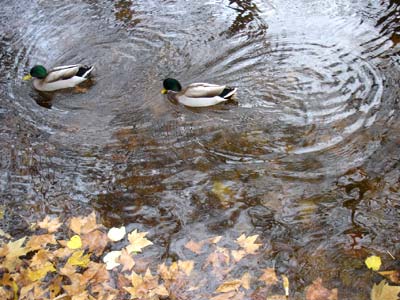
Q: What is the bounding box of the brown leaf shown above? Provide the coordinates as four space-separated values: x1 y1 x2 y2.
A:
118 248 135 272
37 216 62 233
26 234 57 251
69 212 100 235
379 270 400 284
2 237 30 271
29 249 54 268
81 230 108 256
48 276 63 299
259 268 279 286
305 278 338 300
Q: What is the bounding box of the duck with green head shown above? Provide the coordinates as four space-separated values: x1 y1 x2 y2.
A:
161 78 237 107
23 64 94 92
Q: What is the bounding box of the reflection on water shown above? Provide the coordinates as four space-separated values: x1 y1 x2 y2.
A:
225 0 268 36
1 0 400 298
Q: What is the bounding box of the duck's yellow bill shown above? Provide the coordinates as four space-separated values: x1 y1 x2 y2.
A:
161 88 167 94
23 74 32 81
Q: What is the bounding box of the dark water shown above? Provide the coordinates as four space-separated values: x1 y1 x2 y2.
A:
1 0 400 298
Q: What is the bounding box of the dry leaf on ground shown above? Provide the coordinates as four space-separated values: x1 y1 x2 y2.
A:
371 280 400 300
305 278 338 300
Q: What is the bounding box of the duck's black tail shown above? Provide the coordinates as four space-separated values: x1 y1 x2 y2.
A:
76 65 94 78
219 87 237 99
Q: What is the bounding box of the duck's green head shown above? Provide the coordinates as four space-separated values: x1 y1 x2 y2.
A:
23 65 48 80
161 78 182 94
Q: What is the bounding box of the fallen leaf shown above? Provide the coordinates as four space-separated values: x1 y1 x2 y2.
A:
379 270 400 284
118 248 135 272
371 280 400 300
231 250 246 262
67 235 82 250
126 229 153 254
67 250 91 268
282 275 289 297
185 240 204 254
365 255 382 271
107 226 126 242
211 291 237 300
259 268 279 286
81 230 108 256
208 236 223 244
178 260 194 276
305 278 337 300
26 234 57 250
241 272 251 290
212 181 236 207
103 251 122 270
69 212 99 235
37 216 62 233
215 279 242 293
1 237 30 271
29 249 54 268
236 234 261 254
48 276 63 299
27 261 56 281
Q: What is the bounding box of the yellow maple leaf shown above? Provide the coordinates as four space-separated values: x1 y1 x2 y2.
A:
2 237 30 271
67 250 91 268
371 280 400 300
37 216 62 233
365 255 382 271
236 234 261 254
126 229 153 253
215 279 242 293
27 261 56 281
67 235 82 250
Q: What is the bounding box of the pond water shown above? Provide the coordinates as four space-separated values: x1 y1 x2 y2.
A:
1 0 400 298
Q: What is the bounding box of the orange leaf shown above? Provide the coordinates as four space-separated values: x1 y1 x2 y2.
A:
81 230 108 256
26 234 57 251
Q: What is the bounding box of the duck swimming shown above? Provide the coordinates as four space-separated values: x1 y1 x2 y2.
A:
23 64 94 92
161 78 237 107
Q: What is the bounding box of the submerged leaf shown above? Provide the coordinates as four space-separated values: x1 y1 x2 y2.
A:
371 280 400 300
126 229 153 253
37 216 62 233
305 278 337 300
216 279 242 293
236 234 261 254
365 255 382 271
259 268 279 286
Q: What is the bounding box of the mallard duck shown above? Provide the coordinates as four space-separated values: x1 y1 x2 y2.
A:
23 64 94 92
161 78 237 107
